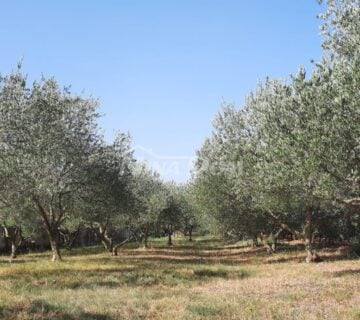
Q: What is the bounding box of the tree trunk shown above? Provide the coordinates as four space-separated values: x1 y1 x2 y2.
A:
143 234 148 249
271 242 276 253
43 223 62 261
95 226 113 253
10 242 17 259
112 236 133 256
264 242 275 254
267 228 282 254
304 208 321 263
143 226 149 249
34 198 62 261
3 225 25 260
59 225 81 251
188 227 193 242
167 231 173 246
49 235 62 262
101 235 113 253
252 235 258 247
260 232 275 254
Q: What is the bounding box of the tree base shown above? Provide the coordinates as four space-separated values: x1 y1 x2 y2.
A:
305 252 322 263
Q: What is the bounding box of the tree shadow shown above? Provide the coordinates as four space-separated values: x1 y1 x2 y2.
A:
276 243 305 252
328 269 360 278
63 280 121 290
114 254 250 266
264 255 305 264
0 258 31 264
142 238 227 251
0 299 112 320
0 265 136 281
120 248 264 259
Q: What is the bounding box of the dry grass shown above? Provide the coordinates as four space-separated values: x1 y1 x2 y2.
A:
0 237 359 320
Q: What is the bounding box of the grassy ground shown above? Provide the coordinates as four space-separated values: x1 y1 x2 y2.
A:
0 236 359 320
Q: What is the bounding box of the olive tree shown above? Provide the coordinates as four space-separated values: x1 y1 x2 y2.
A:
80 133 135 256
129 164 168 248
0 69 99 261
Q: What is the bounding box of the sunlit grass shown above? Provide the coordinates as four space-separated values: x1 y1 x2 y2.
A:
0 236 359 319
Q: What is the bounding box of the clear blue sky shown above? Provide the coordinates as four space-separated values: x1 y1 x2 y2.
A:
0 1 324 182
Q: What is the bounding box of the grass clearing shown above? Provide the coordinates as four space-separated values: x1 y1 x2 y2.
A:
0 236 359 319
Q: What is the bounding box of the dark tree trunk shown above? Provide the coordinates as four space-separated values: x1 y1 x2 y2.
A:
143 234 148 248
59 225 81 251
188 227 193 242
252 235 258 247
143 225 149 249
111 236 133 256
167 230 173 247
154 223 161 238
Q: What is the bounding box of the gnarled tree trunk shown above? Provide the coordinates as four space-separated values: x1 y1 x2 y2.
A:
3 225 22 259
266 208 322 262
34 197 63 261
112 235 133 256
58 225 81 251
98 230 113 253
92 222 114 253
261 228 283 254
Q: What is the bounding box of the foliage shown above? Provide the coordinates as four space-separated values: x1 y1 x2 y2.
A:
193 0 360 260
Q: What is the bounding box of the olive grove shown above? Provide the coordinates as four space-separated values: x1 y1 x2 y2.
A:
193 0 359 262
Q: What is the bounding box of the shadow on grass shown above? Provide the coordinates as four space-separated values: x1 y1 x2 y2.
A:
0 299 111 320
264 256 305 264
0 257 253 292
63 246 106 257
115 254 250 266
64 280 121 289
120 247 266 258
143 244 226 251
329 268 360 278
192 267 251 279
193 268 228 277
51 265 251 289
0 258 33 264
0 266 136 280
276 243 305 252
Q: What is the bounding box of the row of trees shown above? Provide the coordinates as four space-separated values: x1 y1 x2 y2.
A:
193 0 359 262
0 69 197 261
1 0 359 263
